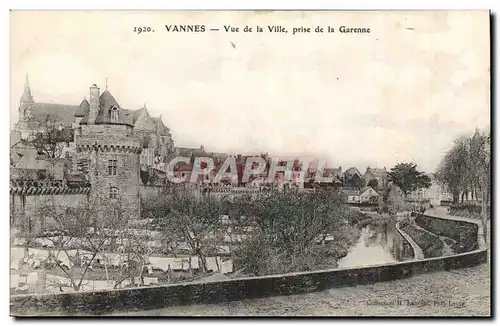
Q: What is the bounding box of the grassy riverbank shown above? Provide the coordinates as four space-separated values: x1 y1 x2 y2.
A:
399 222 444 258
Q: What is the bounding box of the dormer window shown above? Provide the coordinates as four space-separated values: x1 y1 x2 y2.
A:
110 106 119 121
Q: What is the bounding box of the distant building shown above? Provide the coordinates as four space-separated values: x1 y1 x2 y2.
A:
342 188 361 203
359 186 379 203
343 167 364 188
407 178 453 206
12 74 174 173
363 167 387 190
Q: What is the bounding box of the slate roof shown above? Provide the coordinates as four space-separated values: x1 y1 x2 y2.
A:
14 153 49 170
10 130 21 148
365 167 387 179
308 171 343 184
133 107 158 132
31 102 80 128
20 80 171 131
360 186 379 195
80 90 135 126
10 152 22 167
323 167 343 180
176 147 208 157
132 108 145 123
330 168 343 179
11 139 38 158
153 117 170 135
342 187 361 196
74 99 90 117
344 167 362 177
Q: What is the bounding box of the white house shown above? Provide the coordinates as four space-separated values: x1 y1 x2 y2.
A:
360 186 379 203
407 179 453 206
342 188 361 203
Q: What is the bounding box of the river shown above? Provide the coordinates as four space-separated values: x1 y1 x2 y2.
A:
337 219 400 268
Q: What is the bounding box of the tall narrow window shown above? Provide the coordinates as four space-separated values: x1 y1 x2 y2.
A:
109 187 118 199
110 106 119 121
108 159 117 175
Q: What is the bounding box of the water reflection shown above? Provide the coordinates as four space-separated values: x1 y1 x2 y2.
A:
337 219 399 268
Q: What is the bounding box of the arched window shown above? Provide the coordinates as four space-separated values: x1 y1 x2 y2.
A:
110 106 119 121
109 187 119 199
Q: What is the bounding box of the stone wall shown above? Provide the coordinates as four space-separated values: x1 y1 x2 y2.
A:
413 213 479 253
394 218 421 261
10 189 90 233
392 229 414 261
11 249 487 315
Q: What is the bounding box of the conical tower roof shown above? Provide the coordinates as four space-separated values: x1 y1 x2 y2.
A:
75 98 90 117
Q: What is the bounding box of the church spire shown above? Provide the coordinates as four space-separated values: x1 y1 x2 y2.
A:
20 73 34 103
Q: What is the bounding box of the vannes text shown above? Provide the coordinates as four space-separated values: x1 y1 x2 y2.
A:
133 25 371 34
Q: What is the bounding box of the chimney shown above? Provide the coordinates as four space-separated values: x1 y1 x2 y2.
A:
88 84 100 124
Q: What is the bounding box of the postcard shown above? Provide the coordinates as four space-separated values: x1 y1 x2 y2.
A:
9 10 490 317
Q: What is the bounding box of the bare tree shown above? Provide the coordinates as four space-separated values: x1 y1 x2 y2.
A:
436 129 490 242
470 130 491 240
436 137 470 203
106 228 157 289
148 190 222 273
29 114 70 159
35 200 128 291
436 129 491 207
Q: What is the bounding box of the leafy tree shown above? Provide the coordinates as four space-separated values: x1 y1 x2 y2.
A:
379 184 410 214
228 189 357 275
345 174 366 189
387 162 431 197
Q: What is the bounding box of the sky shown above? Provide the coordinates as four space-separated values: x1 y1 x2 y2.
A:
10 11 490 173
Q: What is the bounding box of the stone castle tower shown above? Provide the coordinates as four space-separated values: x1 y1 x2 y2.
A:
75 84 142 221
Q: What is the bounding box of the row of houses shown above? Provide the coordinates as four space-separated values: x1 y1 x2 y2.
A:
342 186 380 204
138 150 390 190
